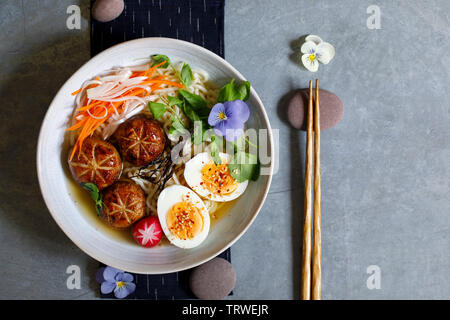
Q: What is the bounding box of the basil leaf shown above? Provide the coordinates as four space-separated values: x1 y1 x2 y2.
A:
148 102 168 119
81 182 103 215
178 89 207 109
228 152 259 182
217 79 251 102
182 104 201 122
180 63 193 87
167 96 183 107
151 54 171 68
172 96 199 123
151 55 192 89
81 182 98 199
217 79 235 102
178 89 210 119
237 81 251 101
185 108 213 146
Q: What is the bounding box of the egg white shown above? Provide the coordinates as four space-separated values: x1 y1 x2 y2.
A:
184 152 248 202
157 185 210 249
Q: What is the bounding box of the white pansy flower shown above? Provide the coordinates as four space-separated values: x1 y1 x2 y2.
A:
301 35 335 72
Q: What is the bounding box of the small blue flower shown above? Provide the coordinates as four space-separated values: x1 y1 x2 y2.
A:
208 99 250 141
96 266 136 299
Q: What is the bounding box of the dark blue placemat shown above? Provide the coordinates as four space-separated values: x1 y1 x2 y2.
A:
90 0 229 300
91 0 224 57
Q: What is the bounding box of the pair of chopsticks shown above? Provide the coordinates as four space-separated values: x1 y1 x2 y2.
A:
301 79 322 300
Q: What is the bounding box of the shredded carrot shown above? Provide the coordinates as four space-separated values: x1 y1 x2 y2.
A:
140 79 184 88
151 60 167 69
90 116 109 133
65 117 87 131
145 68 155 77
76 100 103 112
71 88 82 96
130 61 166 78
131 71 145 77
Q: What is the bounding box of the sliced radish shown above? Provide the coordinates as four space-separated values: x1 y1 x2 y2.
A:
132 217 163 248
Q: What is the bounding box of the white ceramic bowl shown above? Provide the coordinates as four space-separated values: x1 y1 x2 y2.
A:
37 38 273 274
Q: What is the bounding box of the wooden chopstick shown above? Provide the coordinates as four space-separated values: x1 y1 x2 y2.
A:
312 79 322 300
301 80 314 300
301 79 322 300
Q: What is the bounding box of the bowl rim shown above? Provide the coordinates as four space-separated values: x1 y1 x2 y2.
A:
36 37 274 274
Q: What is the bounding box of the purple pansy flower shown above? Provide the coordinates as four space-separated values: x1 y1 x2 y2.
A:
96 266 136 299
208 99 250 141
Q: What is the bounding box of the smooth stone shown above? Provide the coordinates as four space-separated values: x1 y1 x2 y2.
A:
189 258 236 300
287 88 344 131
92 0 124 23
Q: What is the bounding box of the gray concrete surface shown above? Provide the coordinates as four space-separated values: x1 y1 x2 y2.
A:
0 0 449 299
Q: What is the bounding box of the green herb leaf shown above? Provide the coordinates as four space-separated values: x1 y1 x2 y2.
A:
217 79 251 103
182 104 202 122
178 89 210 119
148 102 168 119
210 135 222 164
81 182 98 199
228 152 259 182
169 115 188 136
192 121 205 146
178 89 207 109
81 182 103 215
237 81 251 101
180 63 193 87
167 96 183 107
168 126 177 135
250 160 261 181
151 54 171 68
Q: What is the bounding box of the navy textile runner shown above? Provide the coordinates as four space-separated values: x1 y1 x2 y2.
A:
91 0 224 57
90 0 228 299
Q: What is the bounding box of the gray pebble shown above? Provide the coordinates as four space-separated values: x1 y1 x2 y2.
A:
287 88 344 131
189 258 236 300
92 0 124 23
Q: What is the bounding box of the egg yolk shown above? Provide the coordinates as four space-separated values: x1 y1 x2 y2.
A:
200 162 238 196
166 201 203 240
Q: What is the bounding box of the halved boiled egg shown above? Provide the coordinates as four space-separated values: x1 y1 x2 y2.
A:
184 152 248 202
157 185 210 249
